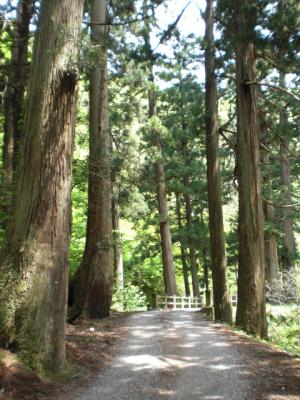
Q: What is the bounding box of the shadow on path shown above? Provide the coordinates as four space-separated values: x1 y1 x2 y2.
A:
74 310 300 400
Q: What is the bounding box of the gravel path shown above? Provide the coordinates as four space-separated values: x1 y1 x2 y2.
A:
75 310 256 400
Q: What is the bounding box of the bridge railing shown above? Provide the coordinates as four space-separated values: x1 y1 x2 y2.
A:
155 295 202 310
206 293 238 307
155 293 237 310
230 293 237 307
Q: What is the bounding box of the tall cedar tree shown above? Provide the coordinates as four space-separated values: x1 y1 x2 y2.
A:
175 192 190 296
183 174 200 297
265 0 297 274
199 206 211 305
175 57 200 297
204 0 232 323
234 0 267 337
2 0 34 209
279 72 296 271
262 163 280 287
142 2 177 296
0 0 84 372
70 0 113 320
261 127 279 287
148 76 177 296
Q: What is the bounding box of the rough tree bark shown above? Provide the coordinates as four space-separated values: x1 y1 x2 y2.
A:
279 72 295 272
2 0 34 217
0 0 84 373
175 192 190 296
70 0 113 320
204 0 232 323
234 0 267 337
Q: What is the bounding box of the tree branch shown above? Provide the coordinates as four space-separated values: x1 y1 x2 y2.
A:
245 81 300 102
219 113 235 130
260 113 300 162
153 1 191 52
88 15 150 27
219 128 236 151
262 197 300 209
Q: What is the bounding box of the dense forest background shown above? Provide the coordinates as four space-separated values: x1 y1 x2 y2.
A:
0 0 299 375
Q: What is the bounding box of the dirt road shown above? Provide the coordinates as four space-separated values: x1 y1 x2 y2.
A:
74 310 300 400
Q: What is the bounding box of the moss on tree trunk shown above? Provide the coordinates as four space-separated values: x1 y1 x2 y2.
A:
0 0 84 374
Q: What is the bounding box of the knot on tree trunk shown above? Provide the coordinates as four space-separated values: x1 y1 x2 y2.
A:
60 66 79 93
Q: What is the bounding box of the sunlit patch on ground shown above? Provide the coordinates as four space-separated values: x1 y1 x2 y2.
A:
4 310 299 399
268 396 300 400
210 342 232 347
119 354 198 371
208 363 237 370
158 389 176 395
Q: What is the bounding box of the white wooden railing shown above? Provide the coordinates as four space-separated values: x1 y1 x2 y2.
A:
155 295 202 310
230 293 237 307
155 293 237 310
207 293 238 307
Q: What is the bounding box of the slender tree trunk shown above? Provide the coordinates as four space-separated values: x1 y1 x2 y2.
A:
70 0 113 320
182 176 200 298
175 192 190 296
261 132 279 288
141 4 176 295
179 109 199 297
200 207 211 306
234 1 267 338
263 193 280 286
150 88 177 295
0 0 84 373
112 197 124 291
204 0 232 323
177 73 196 298
203 247 211 306
279 73 295 272
1 0 34 220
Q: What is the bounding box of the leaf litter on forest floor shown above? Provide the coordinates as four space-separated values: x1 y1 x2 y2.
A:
0 312 131 400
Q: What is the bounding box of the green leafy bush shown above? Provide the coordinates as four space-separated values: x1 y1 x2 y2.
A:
267 304 300 356
112 284 147 312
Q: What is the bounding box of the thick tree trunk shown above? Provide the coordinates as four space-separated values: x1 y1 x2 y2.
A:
0 0 84 373
70 0 113 320
1 0 34 220
175 192 190 296
204 0 232 323
182 176 200 298
235 1 267 338
112 197 124 291
279 73 295 272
